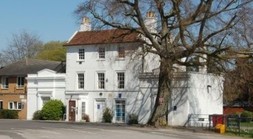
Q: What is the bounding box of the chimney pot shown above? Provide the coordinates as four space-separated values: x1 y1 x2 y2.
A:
80 17 91 32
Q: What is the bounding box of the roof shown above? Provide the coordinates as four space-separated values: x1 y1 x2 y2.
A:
0 59 64 76
64 29 140 46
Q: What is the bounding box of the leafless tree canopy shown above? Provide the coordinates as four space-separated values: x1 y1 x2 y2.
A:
75 0 252 67
0 31 43 66
75 0 253 126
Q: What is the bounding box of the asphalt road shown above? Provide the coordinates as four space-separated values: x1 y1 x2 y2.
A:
0 120 243 139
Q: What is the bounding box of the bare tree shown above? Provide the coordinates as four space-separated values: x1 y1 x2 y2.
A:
2 31 43 65
75 0 253 126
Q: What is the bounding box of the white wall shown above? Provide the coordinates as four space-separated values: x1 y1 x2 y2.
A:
27 69 66 120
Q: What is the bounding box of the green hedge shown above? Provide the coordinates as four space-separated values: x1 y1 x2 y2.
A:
0 109 19 119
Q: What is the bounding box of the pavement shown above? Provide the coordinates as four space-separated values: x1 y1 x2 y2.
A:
0 119 244 139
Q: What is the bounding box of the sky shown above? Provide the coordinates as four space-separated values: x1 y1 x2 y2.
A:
0 0 84 51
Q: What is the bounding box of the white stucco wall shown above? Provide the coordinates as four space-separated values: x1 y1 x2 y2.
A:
26 69 66 120
65 42 223 126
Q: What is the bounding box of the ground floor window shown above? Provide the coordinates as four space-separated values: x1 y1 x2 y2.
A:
115 100 125 122
8 101 22 110
0 101 2 109
41 97 50 106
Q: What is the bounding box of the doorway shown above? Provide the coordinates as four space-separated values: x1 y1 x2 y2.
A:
68 100 76 122
95 100 106 122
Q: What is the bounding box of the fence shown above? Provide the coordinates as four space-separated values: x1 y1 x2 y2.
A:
187 114 253 137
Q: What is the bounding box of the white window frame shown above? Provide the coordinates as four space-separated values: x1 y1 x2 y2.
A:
77 73 85 89
118 46 125 58
41 97 51 106
81 101 86 120
78 48 85 60
8 101 22 110
97 72 105 89
17 76 25 88
117 72 125 89
98 47 105 59
1 76 9 89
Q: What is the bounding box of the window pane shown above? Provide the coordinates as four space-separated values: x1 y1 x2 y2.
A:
98 73 105 89
0 101 2 109
98 47 105 59
2 77 9 89
117 72 125 89
18 103 22 109
9 102 13 109
118 46 125 58
17 77 25 88
78 73 85 89
79 49 85 60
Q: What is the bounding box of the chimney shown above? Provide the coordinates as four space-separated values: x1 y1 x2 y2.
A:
79 17 91 31
199 47 207 73
145 11 157 33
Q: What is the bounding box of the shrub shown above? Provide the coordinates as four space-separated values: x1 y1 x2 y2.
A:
82 114 90 122
128 114 138 125
32 110 43 120
41 99 64 120
103 107 113 123
0 109 18 119
241 110 253 122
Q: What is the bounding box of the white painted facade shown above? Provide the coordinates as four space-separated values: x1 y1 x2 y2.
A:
65 41 223 125
26 69 66 120
65 43 159 123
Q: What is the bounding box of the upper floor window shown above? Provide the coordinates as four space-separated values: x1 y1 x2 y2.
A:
118 46 125 58
79 49 85 60
1 77 9 89
78 73 85 89
17 76 25 88
97 73 105 89
9 101 22 110
117 72 125 89
98 47 105 59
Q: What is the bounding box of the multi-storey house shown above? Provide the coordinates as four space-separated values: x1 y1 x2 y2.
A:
64 12 224 126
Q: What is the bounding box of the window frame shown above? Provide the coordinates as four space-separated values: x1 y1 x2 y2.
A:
8 101 22 110
117 72 125 89
1 76 9 89
17 76 25 88
118 46 125 58
97 72 105 89
77 73 85 89
78 48 85 60
98 47 105 59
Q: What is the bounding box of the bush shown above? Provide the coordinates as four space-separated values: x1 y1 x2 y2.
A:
241 110 253 122
0 109 18 119
128 114 138 125
103 107 113 123
41 99 64 120
82 114 90 122
32 110 43 120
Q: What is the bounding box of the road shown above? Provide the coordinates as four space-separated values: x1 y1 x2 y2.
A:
0 120 242 139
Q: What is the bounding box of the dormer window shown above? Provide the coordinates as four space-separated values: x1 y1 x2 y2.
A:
98 47 105 59
79 49 85 60
118 46 125 58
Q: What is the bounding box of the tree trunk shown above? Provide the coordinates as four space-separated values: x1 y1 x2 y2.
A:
148 57 173 127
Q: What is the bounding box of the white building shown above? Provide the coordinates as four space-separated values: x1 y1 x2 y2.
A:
27 69 66 120
63 12 223 126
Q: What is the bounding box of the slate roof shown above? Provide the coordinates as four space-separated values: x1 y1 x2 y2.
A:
0 59 64 76
64 29 140 46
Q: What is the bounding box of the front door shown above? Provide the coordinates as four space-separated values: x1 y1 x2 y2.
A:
68 100 76 122
95 100 106 122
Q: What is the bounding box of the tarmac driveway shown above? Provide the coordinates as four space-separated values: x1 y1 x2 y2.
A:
0 120 243 139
